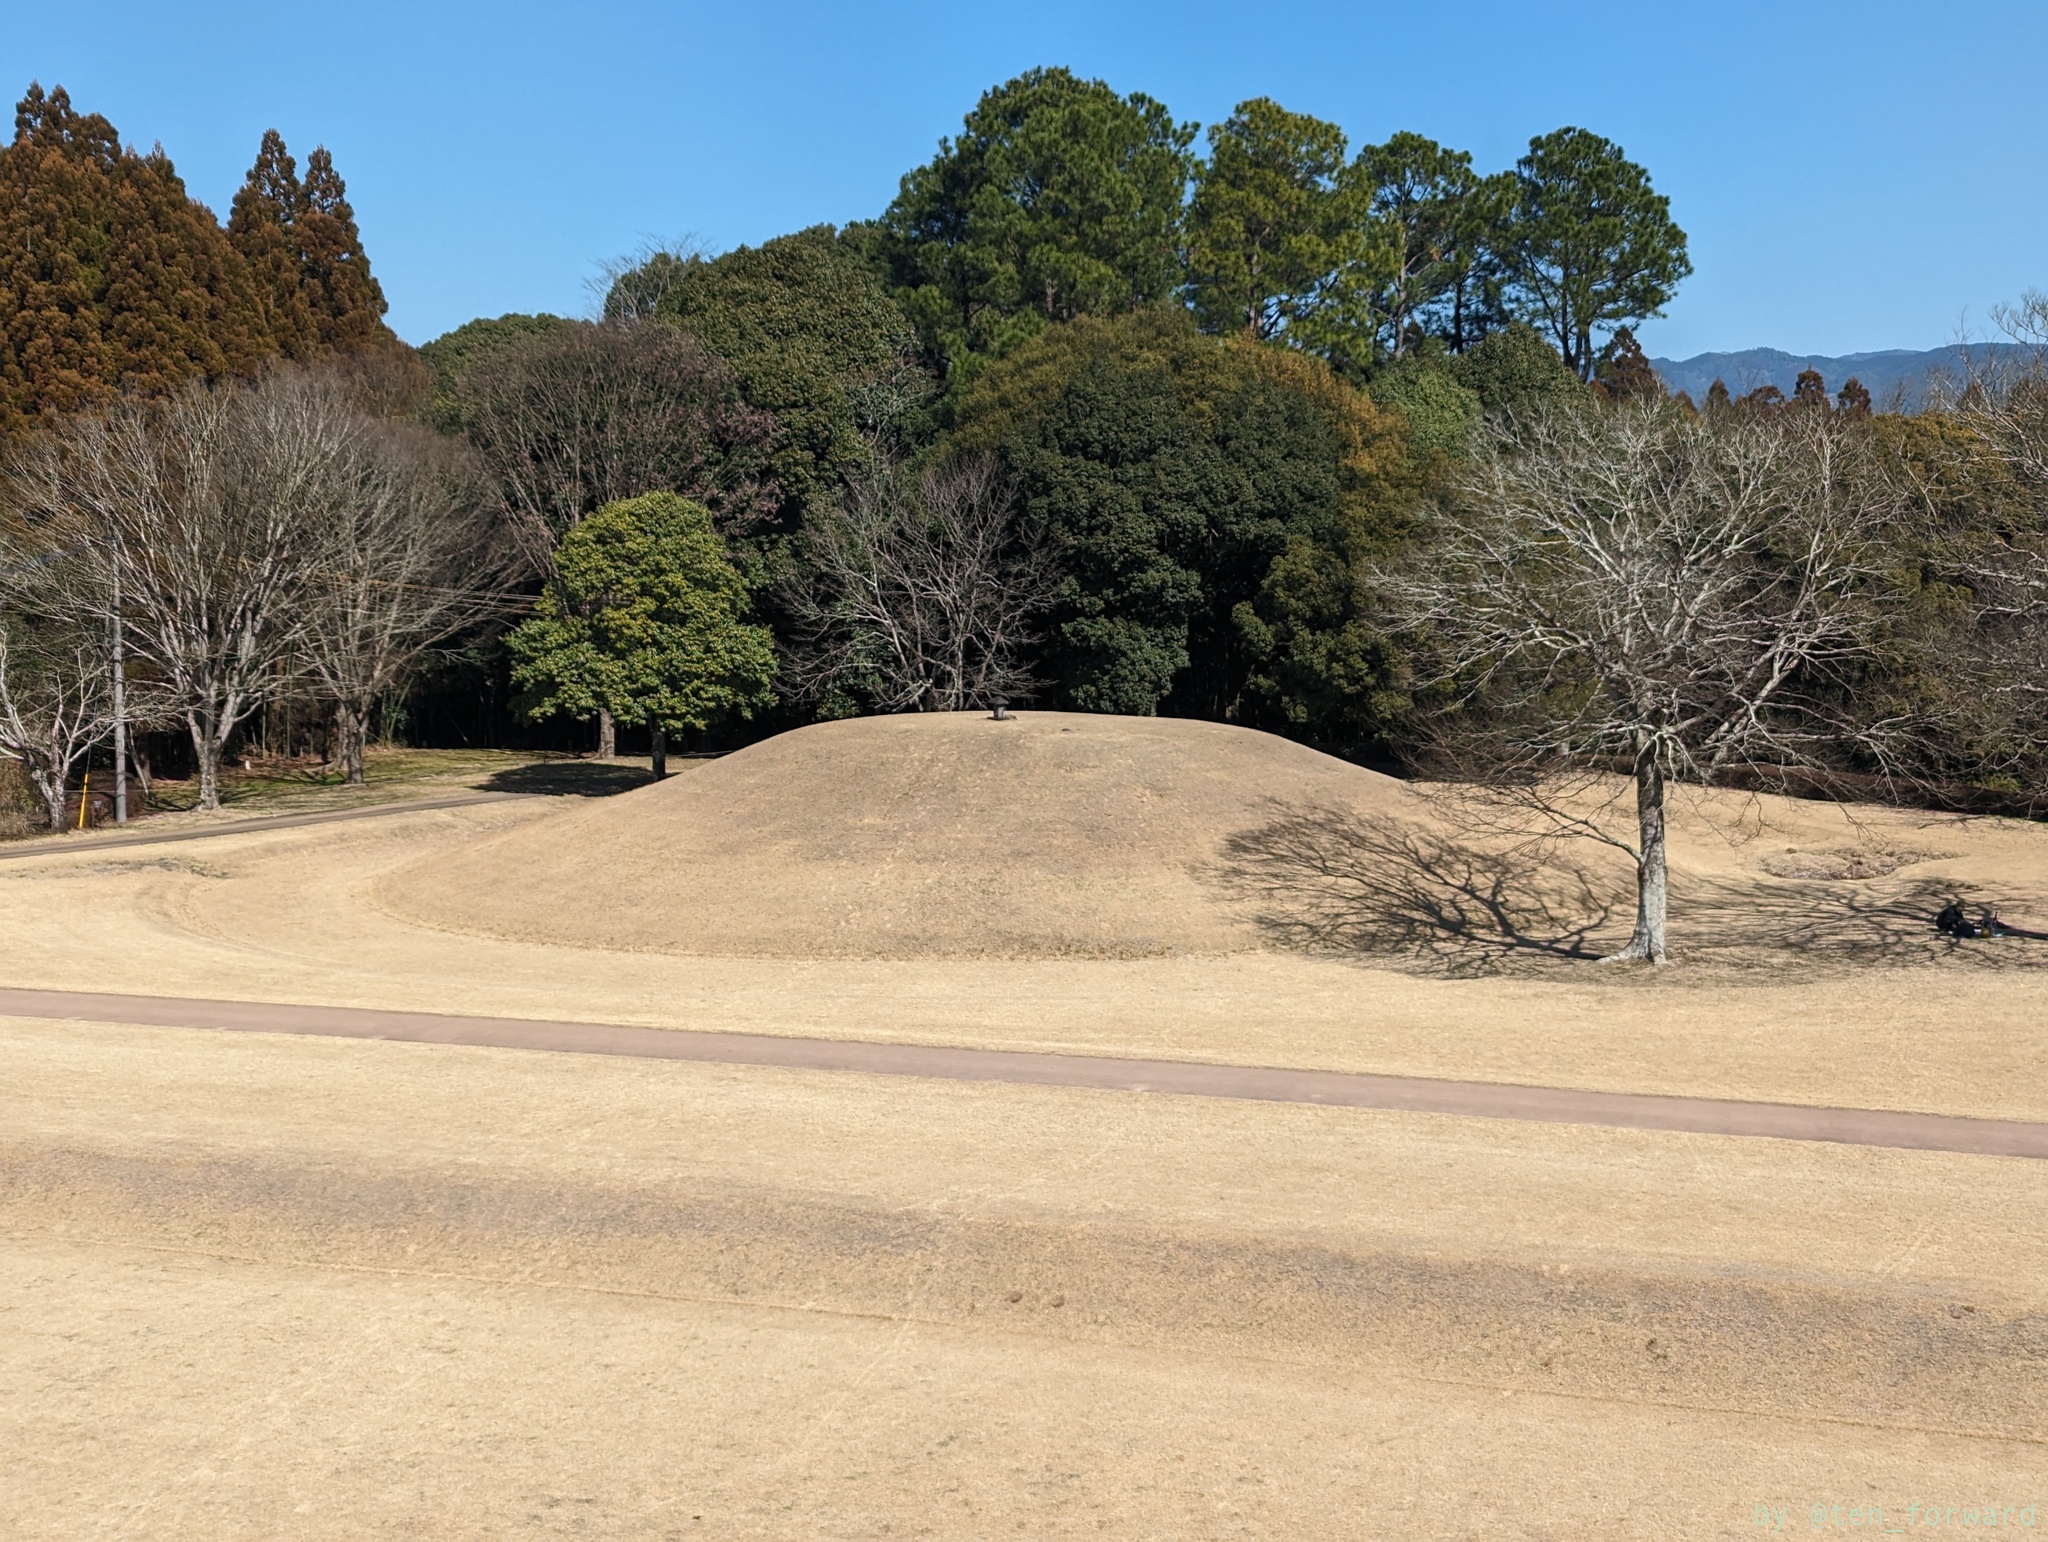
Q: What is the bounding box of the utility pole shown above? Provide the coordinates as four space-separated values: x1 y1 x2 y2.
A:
110 538 127 825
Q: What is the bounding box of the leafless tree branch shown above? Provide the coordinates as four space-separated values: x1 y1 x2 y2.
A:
785 452 1058 713
1375 400 1909 962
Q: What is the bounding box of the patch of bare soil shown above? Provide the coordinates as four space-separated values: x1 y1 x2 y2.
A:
1758 846 1945 880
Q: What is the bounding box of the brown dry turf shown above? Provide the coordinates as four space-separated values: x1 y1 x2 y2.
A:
386 711 1421 958
3 714 2046 1535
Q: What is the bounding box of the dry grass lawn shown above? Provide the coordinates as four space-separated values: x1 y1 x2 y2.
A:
2 713 2044 1536
5 1018 2043 1537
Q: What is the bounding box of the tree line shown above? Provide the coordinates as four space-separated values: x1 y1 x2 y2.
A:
3 72 2047 966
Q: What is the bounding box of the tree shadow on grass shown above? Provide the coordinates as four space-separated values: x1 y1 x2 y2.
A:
1213 801 2048 978
1214 804 1617 977
479 760 657 798
1670 872 2048 974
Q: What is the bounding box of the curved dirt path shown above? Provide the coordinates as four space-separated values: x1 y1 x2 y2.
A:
4 986 2043 1159
0 791 528 862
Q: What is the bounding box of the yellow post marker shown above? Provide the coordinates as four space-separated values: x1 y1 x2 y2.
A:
77 771 89 831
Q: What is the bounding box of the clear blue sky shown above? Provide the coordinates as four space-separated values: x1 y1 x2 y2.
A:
6 1 2042 359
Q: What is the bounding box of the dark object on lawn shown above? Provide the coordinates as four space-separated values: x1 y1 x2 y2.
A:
990 698 1011 721
1936 900 2048 940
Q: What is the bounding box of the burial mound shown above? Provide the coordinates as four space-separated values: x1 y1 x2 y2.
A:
383 711 1419 959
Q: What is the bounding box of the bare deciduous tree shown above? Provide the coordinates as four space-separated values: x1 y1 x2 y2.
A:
591 239 704 323
301 422 514 784
458 318 778 755
1378 401 1905 963
0 539 118 828
1914 295 2048 778
459 318 778 570
787 453 1057 713
14 370 353 809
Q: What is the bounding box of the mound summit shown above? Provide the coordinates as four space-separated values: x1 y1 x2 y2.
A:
387 712 1417 959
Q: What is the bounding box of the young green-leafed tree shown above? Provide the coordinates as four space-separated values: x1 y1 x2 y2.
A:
874 67 1196 374
1495 127 1690 382
507 494 776 774
1184 98 1354 343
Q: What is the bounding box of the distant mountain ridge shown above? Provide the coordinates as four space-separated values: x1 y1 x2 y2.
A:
1647 344 2029 409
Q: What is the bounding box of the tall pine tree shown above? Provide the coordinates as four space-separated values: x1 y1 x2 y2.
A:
226 129 317 356
297 146 390 353
226 132 391 359
0 83 271 435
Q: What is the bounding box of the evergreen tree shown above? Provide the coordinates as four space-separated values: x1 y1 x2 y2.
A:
874 68 1196 375
617 227 926 522
226 129 317 356
1442 320 1583 417
0 83 271 435
507 493 777 772
416 312 572 432
1592 326 1663 402
1184 99 1354 343
298 145 390 353
948 306 1418 744
1 86 126 428
1339 134 1506 364
1366 357 1483 457
1495 127 1691 381
225 131 391 361
1792 366 1830 410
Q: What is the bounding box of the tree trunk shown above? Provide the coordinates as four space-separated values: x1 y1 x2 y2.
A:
649 723 667 780
34 764 65 832
596 706 616 759
190 714 222 811
111 607 127 826
1605 752 1669 964
334 701 368 786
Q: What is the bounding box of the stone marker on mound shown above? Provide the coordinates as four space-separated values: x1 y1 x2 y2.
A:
384 712 1416 959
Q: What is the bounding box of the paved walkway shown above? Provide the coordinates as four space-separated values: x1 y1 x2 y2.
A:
0 792 525 862
3 987 2041 1160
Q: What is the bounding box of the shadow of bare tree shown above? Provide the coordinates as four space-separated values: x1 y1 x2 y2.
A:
1670 872 2048 973
1212 801 2048 979
1214 805 1616 977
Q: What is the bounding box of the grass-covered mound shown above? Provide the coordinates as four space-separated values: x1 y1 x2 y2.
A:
383 711 1415 959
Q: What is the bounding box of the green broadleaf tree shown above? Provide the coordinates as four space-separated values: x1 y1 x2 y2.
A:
1495 127 1690 381
949 307 1420 745
507 494 776 773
